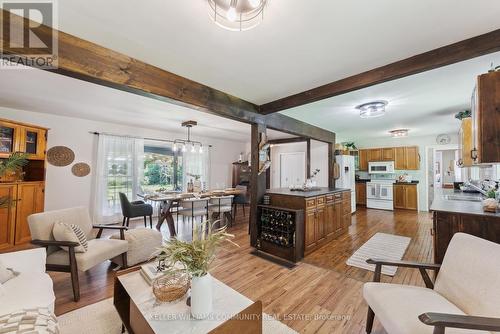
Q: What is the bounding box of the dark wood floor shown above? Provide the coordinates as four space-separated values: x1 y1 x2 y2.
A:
13 206 434 333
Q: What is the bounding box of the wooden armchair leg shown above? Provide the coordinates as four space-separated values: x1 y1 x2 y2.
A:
121 252 128 269
366 307 375 333
69 247 80 302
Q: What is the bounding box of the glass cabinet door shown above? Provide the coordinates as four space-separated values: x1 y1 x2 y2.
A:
0 123 18 157
20 127 46 160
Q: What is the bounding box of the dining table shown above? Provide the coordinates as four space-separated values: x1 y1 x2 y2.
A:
138 188 244 236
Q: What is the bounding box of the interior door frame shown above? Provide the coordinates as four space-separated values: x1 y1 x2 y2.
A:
279 152 306 188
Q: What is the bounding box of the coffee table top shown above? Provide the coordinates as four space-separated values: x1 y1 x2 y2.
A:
118 269 254 334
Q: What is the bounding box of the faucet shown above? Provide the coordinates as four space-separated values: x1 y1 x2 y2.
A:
464 180 488 196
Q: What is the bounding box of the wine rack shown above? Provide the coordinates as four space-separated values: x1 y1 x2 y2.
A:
256 205 304 263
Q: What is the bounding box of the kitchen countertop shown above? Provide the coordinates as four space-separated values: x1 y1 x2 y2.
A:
430 189 500 218
355 179 371 183
394 181 419 185
266 187 350 198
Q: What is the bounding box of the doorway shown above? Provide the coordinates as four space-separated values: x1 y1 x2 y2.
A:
279 152 306 188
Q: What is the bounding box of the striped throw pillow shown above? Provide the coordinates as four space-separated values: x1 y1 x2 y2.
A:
52 222 88 253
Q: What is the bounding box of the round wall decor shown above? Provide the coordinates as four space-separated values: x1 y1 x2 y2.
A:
47 146 75 167
71 163 91 177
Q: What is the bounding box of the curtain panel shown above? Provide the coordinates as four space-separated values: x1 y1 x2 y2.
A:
93 135 144 224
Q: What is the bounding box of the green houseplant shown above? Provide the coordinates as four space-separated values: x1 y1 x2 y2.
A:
156 221 236 319
0 152 29 182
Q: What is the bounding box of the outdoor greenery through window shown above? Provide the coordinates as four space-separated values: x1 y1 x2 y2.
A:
143 142 183 192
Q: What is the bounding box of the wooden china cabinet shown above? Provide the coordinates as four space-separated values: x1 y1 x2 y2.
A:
0 118 48 250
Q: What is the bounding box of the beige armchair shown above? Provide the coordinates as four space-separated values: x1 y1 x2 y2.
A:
363 233 500 334
28 207 129 302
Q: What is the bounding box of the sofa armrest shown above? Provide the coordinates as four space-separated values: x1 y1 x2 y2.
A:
93 225 128 239
0 248 47 274
31 239 80 247
419 312 500 332
366 258 441 288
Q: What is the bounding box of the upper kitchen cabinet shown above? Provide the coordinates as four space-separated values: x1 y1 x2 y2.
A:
358 149 368 171
382 147 395 161
395 146 420 170
472 71 500 164
367 148 382 162
458 117 473 167
0 119 47 160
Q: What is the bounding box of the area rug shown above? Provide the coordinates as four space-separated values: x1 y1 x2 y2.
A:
58 298 298 334
346 232 411 276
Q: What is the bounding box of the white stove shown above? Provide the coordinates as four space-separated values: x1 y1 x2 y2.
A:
367 179 395 210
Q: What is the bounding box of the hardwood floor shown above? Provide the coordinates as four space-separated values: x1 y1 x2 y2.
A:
11 206 434 333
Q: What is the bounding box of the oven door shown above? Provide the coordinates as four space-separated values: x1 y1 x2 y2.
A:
366 183 379 199
379 184 393 200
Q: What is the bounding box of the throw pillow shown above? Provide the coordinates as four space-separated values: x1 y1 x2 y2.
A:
0 308 59 334
52 222 88 253
0 260 18 284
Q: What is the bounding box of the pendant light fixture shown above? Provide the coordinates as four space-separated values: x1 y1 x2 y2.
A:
172 121 204 154
389 129 409 138
207 0 267 31
356 100 388 119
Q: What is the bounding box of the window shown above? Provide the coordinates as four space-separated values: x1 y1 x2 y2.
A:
143 141 183 192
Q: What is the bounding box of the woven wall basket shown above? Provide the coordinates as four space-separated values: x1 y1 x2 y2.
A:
47 146 75 167
71 163 91 177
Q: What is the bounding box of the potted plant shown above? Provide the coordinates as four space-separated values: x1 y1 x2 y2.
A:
0 152 29 182
0 197 10 208
156 221 237 319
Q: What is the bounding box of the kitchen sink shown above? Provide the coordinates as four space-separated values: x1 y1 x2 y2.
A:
444 195 483 202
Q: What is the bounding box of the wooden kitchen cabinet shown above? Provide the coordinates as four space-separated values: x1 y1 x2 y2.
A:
473 71 500 164
405 146 420 170
393 183 418 210
367 149 382 162
358 149 368 171
394 146 419 170
305 209 316 250
355 182 366 205
433 211 500 264
382 148 395 161
0 120 21 158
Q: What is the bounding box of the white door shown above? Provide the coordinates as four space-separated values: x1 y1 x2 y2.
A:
280 152 306 188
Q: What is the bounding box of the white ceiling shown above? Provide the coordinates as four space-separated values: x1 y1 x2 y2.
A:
281 52 500 142
52 0 500 105
0 67 289 142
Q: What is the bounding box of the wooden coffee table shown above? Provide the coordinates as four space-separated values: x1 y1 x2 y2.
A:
114 267 262 334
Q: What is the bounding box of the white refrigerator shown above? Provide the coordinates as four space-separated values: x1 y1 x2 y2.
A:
335 155 356 213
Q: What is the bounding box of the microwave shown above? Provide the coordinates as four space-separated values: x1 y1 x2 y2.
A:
368 161 395 174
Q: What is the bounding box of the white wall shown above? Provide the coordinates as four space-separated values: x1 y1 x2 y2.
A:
0 107 247 212
355 134 459 212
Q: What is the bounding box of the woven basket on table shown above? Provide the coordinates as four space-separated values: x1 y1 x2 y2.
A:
152 272 190 302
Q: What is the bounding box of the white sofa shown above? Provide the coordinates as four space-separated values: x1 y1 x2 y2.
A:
0 248 55 315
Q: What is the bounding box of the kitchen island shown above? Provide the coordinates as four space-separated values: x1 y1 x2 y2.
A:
430 190 500 263
256 188 351 261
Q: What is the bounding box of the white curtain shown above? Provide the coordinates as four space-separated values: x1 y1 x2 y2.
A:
93 135 144 224
182 146 211 191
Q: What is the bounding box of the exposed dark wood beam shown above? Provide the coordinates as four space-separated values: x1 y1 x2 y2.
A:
268 137 307 145
260 29 500 114
0 9 336 143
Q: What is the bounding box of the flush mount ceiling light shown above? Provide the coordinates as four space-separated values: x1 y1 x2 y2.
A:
172 121 204 154
207 0 267 31
389 129 409 138
355 100 388 119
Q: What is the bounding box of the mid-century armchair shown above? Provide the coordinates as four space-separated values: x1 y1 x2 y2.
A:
28 207 129 302
363 233 500 334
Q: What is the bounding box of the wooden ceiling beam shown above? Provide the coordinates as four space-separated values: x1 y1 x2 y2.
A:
0 9 335 143
260 29 500 114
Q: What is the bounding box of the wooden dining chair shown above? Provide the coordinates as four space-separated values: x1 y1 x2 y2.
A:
177 198 209 235
209 195 234 227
